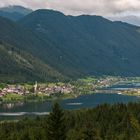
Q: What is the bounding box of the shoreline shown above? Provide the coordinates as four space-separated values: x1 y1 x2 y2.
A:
0 90 140 104
0 93 77 103
1 76 140 103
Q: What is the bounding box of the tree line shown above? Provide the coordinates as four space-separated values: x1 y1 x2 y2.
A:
0 102 140 140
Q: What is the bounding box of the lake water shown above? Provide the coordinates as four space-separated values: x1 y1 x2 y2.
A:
105 82 140 90
0 93 139 118
0 82 140 119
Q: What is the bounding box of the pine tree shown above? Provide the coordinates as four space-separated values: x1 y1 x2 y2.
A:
46 103 66 140
83 122 101 140
83 128 96 140
121 113 140 140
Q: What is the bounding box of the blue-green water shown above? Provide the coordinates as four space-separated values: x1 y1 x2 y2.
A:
0 82 140 119
105 82 140 90
0 93 139 118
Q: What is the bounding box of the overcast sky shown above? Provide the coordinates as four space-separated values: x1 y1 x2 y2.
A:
1 0 140 16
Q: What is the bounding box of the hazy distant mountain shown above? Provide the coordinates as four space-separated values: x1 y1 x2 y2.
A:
1 9 140 82
0 5 33 21
0 5 32 15
109 15 140 26
0 10 25 21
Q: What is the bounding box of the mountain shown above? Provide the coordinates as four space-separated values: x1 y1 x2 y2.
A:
0 5 32 15
108 15 140 26
0 17 65 82
19 9 140 77
0 16 84 78
1 9 140 82
0 10 24 21
0 5 32 21
0 42 64 83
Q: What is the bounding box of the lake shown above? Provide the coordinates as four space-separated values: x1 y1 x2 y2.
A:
0 82 140 119
0 92 139 119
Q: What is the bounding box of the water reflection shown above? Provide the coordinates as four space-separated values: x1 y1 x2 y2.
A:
0 102 24 110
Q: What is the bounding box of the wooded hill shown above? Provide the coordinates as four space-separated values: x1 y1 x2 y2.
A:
1 102 140 140
1 7 140 82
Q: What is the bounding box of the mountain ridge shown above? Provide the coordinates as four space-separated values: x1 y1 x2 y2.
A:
0 5 32 15
0 5 33 21
1 9 140 82
0 41 65 83
108 15 140 27
19 9 140 76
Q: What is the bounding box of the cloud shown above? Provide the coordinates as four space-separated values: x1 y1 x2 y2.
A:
46 0 140 16
0 0 47 9
1 0 140 16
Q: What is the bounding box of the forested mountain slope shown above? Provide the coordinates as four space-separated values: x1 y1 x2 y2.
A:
0 42 64 82
19 10 140 76
1 9 140 82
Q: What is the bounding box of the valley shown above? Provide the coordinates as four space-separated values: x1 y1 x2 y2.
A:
1 9 140 82
1 3 140 140
0 76 140 102
0 7 140 120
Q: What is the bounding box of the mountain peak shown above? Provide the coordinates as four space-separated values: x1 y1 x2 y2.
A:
0 5 33 15
0 5 33 21
31 9 65 17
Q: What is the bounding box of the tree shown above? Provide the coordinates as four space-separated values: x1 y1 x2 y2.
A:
82 121 101 140
120 113 140 140
46 103 66 140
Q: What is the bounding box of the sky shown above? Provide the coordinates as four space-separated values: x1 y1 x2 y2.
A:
0 0 140 17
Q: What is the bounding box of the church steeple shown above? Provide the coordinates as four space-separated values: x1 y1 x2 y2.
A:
34 81 38 93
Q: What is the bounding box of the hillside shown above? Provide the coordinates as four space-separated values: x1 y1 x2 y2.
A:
0 16 84 78
19 10 140 76
1 9 140 82
0 42 64 82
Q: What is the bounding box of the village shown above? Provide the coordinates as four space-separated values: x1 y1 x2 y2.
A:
0 76 139 101
0 82 74 98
